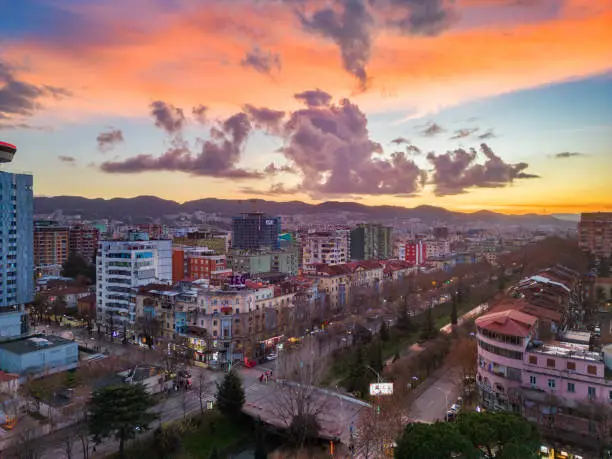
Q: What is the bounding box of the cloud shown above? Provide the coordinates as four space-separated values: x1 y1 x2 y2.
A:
427 142 539 196
0 61 71 118
96 128 124 152
0 122 48 131
150 100 185 134
554 151 584 159
391 137 409 144
240 46 281 75
192 105 208 124
58 155 76 164
264 162 296 175
449 127 479 139
298 0 373 91
100 112 261 178
243 104 285 133
382 0 459 36
294 89 333 108
280 97 426 197
478 129 497 139
406 144 422 155
239 183 300 196
418 121 445 136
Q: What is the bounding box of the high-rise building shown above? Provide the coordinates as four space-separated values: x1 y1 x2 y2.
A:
232 213 281 251
350 223 392 260
301 229 350 271
396 241 427 265
0 141 33 338
69 224 99 262
96 231 172 335
34 221 69 277
579 212 612 259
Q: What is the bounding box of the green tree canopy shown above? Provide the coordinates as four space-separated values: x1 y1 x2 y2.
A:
450 294 458 325
62 252 96 283
88 384 158 458
395 422 478 459
216 370 245 421
458 412 540 459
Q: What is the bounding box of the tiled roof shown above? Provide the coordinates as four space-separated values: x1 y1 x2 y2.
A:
476 309 537 337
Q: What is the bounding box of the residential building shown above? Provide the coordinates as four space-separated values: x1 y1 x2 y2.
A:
43 286 92 309
382 260 417 282
0 165 33 339
232 213 280 251
96 231 172 335
68 224 99 262
135 223 166 240
227 247 298 276
433 227 449 240
172 246 229 282
34 221 68 277
174 231 230 254
301 229 350 271
579 212 612 259
424 240 451 259
77 293 96 320
350 223 392 260
396 241 427 265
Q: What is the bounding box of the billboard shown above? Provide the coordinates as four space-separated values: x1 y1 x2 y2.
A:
369 383 393 396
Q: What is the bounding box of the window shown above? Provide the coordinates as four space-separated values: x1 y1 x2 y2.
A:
546 358 555 368
548 379 556 389
567 382 575 393
587 365 597 375
529 356 537 364
567 361 576 371
588 387 596 399
529 376 537 385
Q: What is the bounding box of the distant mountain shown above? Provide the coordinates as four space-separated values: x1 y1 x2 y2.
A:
33 195 576 227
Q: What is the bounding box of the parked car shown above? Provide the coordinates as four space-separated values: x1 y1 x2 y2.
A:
265 353 278 361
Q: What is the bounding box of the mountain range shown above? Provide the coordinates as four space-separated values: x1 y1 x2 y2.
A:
33 195 577 227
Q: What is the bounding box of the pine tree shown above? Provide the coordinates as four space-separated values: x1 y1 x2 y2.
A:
396 301 412 334
88 384 158 459
369 342 383 374
379 322 390 342
216 370 245 421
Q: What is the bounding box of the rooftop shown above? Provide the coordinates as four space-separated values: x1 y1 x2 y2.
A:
0 335 75 355
476 309 538 337
528 341 601 363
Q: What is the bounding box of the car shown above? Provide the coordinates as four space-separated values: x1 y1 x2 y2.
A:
449 404 460 412
446 410 457 422
265 353 278 361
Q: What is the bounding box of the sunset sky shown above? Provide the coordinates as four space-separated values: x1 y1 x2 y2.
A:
1 0 611 214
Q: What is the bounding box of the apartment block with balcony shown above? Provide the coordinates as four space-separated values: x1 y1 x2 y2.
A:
301 229 350 271
172 245 229 282
579 212 612 260
34 221 69 277
96 232 171 335
68 224 99 263
350 223 392 260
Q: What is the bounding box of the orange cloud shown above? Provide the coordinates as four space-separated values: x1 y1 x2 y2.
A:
1 0 609 124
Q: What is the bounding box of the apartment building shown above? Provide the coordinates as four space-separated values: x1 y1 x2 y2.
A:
172 246 229 282
301 229 350 271
34 221 69 277
227 247 298 276
68 224 99 262
96 232 172 335
579 212 612 259
396 241 427 265
350 223 392 260
0 167 33 338
424 240 451 259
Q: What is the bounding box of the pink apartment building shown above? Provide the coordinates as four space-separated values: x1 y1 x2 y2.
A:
476 308 612 446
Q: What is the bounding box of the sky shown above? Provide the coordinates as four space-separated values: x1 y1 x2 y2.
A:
1 0 611 214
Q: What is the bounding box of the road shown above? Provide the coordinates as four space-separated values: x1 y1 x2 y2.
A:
407 367 462 423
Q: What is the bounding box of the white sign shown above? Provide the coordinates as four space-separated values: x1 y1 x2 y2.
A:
369 383 393 396
265 219 274 225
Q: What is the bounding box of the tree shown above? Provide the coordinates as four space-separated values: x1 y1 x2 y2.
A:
395 422 478 459
450 294 458 326
196 371 211 416
418 306 437 342
88 384 158 459
254 418 268 459
135 315 162 350
368 342 383 375
215 370 245 421
209 445 219 459
51 296 67 325
396 300 413 334
29 293 47 325
379 322 390 342
62 252 96 283
458 412 540 458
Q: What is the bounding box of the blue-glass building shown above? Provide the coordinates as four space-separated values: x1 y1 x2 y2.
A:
232 213 281 251
0 170 33 339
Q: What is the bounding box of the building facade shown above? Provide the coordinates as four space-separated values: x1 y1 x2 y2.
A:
396 241 427 265
227 248 298 276
34 221 69 277
579 212 612 259
232 213 281 251
0 170 33 339
301 230 350 271
172 246 228 282
350 223 392 260
96 232 172 334
69 224 99 263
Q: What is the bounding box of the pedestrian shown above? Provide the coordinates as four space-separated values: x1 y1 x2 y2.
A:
259 374 264 383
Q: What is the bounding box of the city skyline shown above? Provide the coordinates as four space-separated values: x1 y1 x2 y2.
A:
1 0 611 214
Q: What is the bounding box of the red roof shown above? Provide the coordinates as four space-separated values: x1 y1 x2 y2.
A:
476 309 537 337
0 371 18 382
491 298 562 323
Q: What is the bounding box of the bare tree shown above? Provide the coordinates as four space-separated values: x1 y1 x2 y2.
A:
275 339 327 447
135 314 162 349
196 371 211 415
4 421 42 459
354 395 405 458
